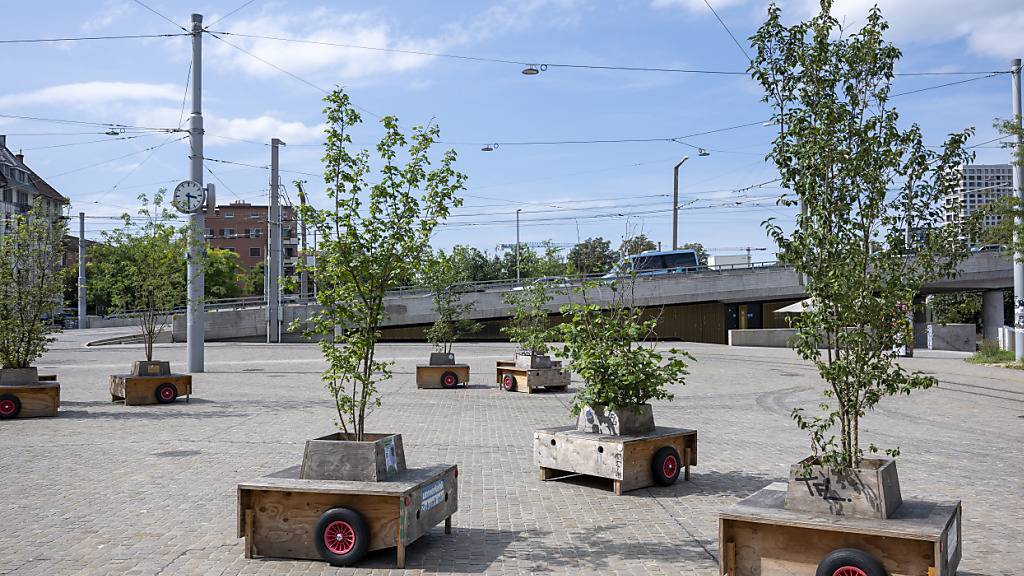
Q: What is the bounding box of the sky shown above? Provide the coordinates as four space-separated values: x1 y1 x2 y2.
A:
1 0 1022 260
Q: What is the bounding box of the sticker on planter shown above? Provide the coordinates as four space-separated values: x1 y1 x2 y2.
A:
946 516 958 560
420 480 445 511
383 437 398 474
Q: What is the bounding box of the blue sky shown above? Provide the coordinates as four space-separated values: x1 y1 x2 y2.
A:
1 0 1021 259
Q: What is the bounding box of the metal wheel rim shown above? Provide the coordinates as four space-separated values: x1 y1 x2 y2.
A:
324 520 356 555
662 455 678 478
833 567 868 576
0 399 15 416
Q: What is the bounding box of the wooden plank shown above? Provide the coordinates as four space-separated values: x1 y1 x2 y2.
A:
240 465 456 497
619 429 696 493
244 509 254 559
415 364 470 389
721 484 960 541
400 466 458 545
723 516 936 576
0 383 60 418
497 365 570 392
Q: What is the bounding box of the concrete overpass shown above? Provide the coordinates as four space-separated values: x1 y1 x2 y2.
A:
172 252 1014 344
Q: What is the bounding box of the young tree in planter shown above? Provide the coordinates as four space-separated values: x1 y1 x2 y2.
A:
557 278 691 417
0 199 67 370
750 1 975 471
297 89 466 440
90 191 186 361
501 279 553 356
423 252 481 356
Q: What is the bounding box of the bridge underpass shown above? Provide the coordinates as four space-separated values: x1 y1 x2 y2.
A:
171 253 1014 345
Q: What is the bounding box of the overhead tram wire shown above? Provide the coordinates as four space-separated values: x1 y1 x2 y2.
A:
0 32 189 44
0 113 181 133
20 133 160 152
892 71 1007 98
131 0 188 31
204 165 244 201
205 30 1002 77
703 0 751 62
204 0 260 29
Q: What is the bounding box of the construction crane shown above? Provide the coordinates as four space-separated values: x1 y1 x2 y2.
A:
497 242 575 251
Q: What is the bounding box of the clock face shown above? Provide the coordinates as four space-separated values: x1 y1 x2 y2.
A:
173 180 205 213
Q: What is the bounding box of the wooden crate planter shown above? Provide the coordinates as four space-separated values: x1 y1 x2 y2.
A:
495 360 570 393
534 425 697 495
0 382 60 419
719 482 961 576
415 364 470 389
109 360 191 405
237 464 458 568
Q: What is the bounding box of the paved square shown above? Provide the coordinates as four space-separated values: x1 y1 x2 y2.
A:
2 328 1021 575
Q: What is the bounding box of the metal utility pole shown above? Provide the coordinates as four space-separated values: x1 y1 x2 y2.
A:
294 180 309 301
672 156 689 250
268 137 285 343
1011 58 1024 361
515 208 522 282
77 212 86 329
186 13 205 373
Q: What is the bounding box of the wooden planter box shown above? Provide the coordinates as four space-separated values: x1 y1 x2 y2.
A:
496 360 570 393
534 426 697 495
300 433 406 482
238 464 458 568
109 373 192 405
0 382 60 419
415 364 470 389
785 456 902 519
720 482 961 576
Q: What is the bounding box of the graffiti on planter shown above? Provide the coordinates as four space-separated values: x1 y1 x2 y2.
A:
1015 298 1024 329
795 474 853 502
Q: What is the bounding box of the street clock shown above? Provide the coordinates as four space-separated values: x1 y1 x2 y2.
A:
172 180 206 213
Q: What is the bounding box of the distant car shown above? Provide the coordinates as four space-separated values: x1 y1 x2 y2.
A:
971 244 1004 253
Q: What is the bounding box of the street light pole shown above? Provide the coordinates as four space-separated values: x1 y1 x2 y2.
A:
186 13 205 373
672 156 689 250
516 208 522 282
77 212 86 329
1011 58 1024 361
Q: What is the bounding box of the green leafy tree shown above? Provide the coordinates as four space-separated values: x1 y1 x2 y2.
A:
620 234 656 256
977 117 1024 256
90 192 186 361
557 277 691 416
501 279 553 355
928 292 982 329
205 248 245 299
244 261 265 296
751 1 975 470
296 89 466 440
423 251 481 354
679 242 709 266
0 199 67 368
567 237 616 275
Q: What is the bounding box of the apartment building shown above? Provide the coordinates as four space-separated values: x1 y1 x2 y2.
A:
944 163 1014 230
0 135 67 236
204 200 298 275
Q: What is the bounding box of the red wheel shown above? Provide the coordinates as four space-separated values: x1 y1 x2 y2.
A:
662 454 678 478
155 383 178 404
832 568 868 576
816 549 885 576
502 374 516 391
651 446 681 486
0 394 21 419
315 507 369 566
440 370 459 389
323 520 357 555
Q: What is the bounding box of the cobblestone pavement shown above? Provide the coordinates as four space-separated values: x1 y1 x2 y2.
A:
1 328 1021 575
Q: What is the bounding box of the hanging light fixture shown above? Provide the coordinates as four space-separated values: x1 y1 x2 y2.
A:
522 65 540 75
481 144 495 152
105 129 121 136
698 148 710 157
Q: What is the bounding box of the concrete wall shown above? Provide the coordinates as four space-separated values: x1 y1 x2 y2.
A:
86 315 171 329
728 328 798 348
926 323 976 352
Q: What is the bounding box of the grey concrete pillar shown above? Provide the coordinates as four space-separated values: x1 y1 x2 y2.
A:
983 290 1004 343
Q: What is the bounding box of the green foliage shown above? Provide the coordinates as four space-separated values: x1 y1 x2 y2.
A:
90 191 186 361
501 279 552 355
751 1 975 470
442 242 567 282
296 89 466 440
977 119 1024 258
0 198 67 368
205 249 245 299
567 237 616 275
557 278 691 416
928 292 982 328
423 251 481 354
619 234 657 256
968 340 1021 368
244 261 265 296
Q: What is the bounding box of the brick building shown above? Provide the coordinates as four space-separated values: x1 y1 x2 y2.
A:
204 201 298 275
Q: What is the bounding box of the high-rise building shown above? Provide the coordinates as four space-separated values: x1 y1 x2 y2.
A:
944 163 1013 230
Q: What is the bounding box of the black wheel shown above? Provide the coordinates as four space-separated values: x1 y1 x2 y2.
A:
502 373 516 391
651 446 681 486
440 370 459 389
315 507 370 566
0 394 21 419
155 383 178 404
815 548 886 576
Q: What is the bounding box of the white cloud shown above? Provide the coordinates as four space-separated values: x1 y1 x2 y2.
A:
211 0 584 81
81 2 130 32
651 0 748 13
131 106 324 145
0 82 180 108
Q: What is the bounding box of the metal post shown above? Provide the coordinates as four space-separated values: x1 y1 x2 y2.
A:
77 212 86 329
268 138 285 343
515 208 521 282
186 13 205 372
295 180 309 301
1012 58 1024 361
672 156 689 250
